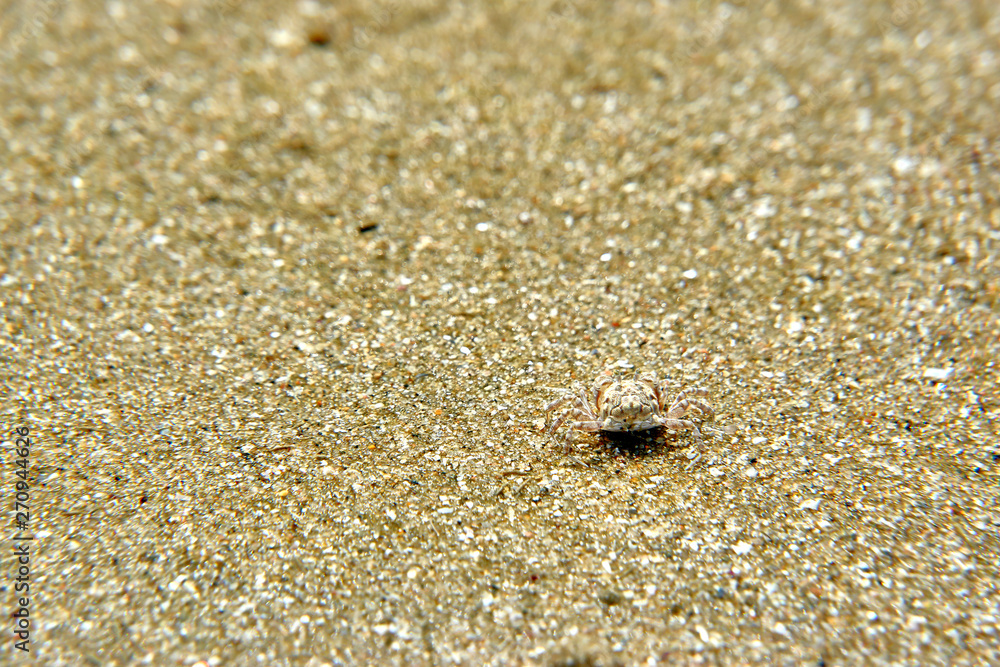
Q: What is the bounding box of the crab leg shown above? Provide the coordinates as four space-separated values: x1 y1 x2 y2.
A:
665 387 713 419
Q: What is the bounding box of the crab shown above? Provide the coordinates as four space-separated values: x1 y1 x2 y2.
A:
544 371 714 452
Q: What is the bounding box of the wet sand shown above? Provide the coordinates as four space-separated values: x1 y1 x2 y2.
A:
2 0 998 664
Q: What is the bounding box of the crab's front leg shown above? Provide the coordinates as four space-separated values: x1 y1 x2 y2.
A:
546 390 599 453
543 392 575 422
544 386 590 432
545 400 583 439
667 387 714 420
591 373 616 406
562 398 602 450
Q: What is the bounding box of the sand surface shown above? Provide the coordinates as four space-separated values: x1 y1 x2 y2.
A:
2 0 999 664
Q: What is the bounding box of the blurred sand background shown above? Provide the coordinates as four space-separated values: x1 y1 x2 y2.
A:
2 0 999 664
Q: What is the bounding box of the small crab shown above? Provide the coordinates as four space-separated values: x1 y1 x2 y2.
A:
544 371 714 452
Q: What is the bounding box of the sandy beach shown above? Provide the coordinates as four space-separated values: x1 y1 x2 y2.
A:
2 0 998 664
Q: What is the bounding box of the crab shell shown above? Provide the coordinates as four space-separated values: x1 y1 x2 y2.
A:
594 376 665 431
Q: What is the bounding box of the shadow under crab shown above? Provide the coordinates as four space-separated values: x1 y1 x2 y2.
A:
596 426 698 456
